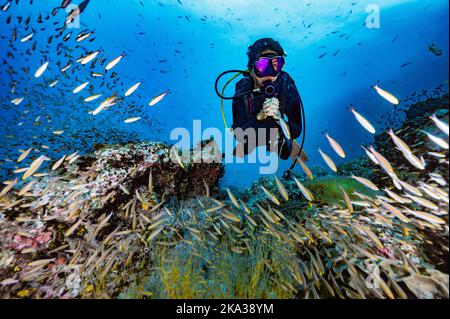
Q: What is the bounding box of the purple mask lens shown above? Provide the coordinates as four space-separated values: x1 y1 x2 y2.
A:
255 58 270 73
254 56 285 77
273 56 285 71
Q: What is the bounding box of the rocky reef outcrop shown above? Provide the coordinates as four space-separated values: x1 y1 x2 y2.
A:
0 140 223 298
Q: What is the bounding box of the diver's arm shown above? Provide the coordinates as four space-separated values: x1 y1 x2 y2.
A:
233 101 282 147
285 83 303 140
232 81 258 135
232 97 259 132
232 82 276 141
232 98 278 130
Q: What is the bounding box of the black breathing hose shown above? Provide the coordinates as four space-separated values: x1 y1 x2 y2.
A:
285 101 306 176
214 70 251 100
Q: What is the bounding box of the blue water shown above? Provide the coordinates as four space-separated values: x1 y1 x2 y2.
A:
0 0 448 188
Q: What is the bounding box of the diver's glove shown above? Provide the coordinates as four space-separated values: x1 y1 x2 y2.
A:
257 98 280 121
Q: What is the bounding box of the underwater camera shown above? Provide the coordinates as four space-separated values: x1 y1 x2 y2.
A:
263 82 276 97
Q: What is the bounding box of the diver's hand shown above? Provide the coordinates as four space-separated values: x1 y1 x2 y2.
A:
257 98 280 121
265 98 280 119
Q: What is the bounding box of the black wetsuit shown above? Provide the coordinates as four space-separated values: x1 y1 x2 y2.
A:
232 71 304 159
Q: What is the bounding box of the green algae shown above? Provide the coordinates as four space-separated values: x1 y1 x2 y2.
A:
306 176 379 205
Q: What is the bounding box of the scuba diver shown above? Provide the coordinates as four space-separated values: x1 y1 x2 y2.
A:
215 38 307 177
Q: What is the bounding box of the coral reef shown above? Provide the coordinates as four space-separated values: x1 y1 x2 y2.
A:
0 141 223 298
0 95 448 300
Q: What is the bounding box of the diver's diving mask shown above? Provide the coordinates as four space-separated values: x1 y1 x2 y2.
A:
254 54 285 78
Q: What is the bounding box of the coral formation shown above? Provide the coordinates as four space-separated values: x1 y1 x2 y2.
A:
0 141 223 298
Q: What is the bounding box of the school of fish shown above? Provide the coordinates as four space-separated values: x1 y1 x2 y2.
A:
0 0 448 300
